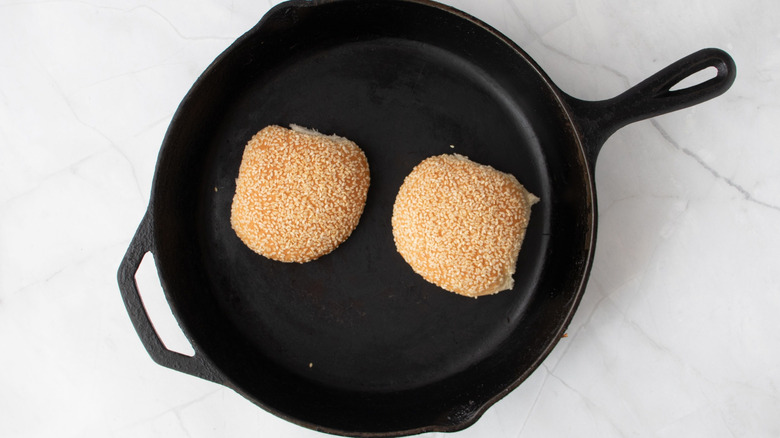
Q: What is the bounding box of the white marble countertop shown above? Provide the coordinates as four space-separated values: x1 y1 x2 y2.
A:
2 0 779 437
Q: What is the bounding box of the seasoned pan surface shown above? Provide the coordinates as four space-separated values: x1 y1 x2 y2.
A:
119 0 734 435
203 37 561 390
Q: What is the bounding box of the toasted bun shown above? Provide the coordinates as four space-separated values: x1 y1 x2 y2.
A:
392 154 538 297
231 125 370 263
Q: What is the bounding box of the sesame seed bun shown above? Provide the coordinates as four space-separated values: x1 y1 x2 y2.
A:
231 125 370 263
392 154 538 297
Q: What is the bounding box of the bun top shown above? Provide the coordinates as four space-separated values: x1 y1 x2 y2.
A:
392 154 538 297
231 125 370 263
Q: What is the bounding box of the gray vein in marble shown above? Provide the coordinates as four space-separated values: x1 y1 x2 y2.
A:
544 368 626 435
40 64 145 199
599 194 689 219
128 5 235 41
715 412 739 438
503 0 575 45
110 389 221 435
630 199 689 302
0 2 235 40
83 62 179 90
550 285 611 372
3 240 124 298
173 410 193 438
502 0 535 41
0 0 110 9
650 120 780 212
626 317 678 360
0 145 139 221
515 366 550 438
0 182 42 208
502 0 631 89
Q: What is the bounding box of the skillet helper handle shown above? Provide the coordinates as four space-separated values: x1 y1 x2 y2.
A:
566 48 736 166
118 212 224 384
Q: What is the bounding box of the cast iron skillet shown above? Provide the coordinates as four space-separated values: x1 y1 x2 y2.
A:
118 0 736 435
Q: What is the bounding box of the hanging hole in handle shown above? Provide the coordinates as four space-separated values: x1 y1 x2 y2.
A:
135 252 196 357
669 65 719 92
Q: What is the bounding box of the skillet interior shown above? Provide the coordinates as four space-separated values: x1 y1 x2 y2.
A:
150 0 594 434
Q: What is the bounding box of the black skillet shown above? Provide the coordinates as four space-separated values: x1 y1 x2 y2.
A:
118 0 736 435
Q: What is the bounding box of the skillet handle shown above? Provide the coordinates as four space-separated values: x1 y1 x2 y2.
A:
118 211 225 385
565 48 736 167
